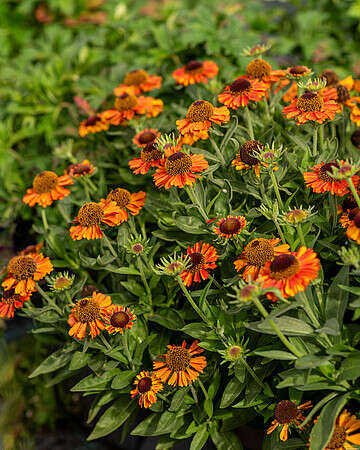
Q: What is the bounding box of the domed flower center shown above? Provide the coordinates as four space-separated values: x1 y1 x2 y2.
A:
351 129 360 149
246 58 271 80
274 400 299 424
185 60 203 73
7 256 37 280
244 238 274 266
124 69 148 86
188 252 205 273
2 289 20 305
269 254 300 280
239 140 263 166
132 243 144 254
77 203 104 227
228 345 242 359
138 376 153 393
165 152 193 175
342 196 357 212
230 78 251 93
115 94 138 111
74 298 101 323
141 143 163 163
321 70 340 87
165 346 191 372
54 277 72 290
326 425 347 449
219 218 242 235
297 91 324 112
336 84 350 103
138 130 157 144
108 188 131 208
110 311 130 328
186 100 214 122
71 163 92 176
85 115 101 126
289 65 308 75
33 171 58 194
318 162 339 182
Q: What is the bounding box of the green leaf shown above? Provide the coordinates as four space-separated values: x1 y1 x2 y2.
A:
87 396 136 440
204 398 213 418
210 429 243 450
111 371 135 389
175 216 207 234
338 352 360 381
131 411 185 436
220 377 244 408
325 266 349 324
254 350 297 361
295 355 331 370
69 351 92 371
181 323 211 340
106 266 140 275
246 316 314 336
190 425 209 450
169 388 189 412
71 369 119 392
148 309 185 330
29 348 73 378
310 394 348 450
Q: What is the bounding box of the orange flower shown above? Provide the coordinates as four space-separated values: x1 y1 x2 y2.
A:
246 58 285 88
101 94 146 125
70 200 121 240
321 69 340 88
232 140 264 177
140 96 163 118
153 146 208 189
213 215 246 239
114 69 162 96
282 89 339 125
340 208 360 244
172 60 218 86
282 81 298 103
176 100 229 145
104 305 136 334
19 243 43 256
23 171 73 208
133 129 160 148
318 409 360 449
333 76 355 107
259 246 320 300
129 143 164 175
284 65 311 78
68 291 113 340
267 400 312 442
303 160 359 196
102 188 146 224
234 237 289 281
349 97 360 126
0 289 31 319
65 160 95 178
180 242 218 287
130 371 164 408
78 114 109 137
217 76 267 109
153 340 207 386
2 253 53 296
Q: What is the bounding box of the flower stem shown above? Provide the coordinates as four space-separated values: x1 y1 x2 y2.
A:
263 96 270 120
312 126 318 156
197 378 208 399
41 208 48 231
137 257 152 305
318 125 324 151
100 333 112 351
252 297 302 358
128 216 137 235
102 234 120 262
347 177 360 209
185 186 208 221
296 223 306 246
122 333 135 370
177 276 210 325
210 138 226 165
273 217 287 244
269 170 284 210
240 356 266 389
245 108 254 139
36 283 62 314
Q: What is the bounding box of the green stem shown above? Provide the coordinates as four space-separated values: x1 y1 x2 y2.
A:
99 333 112 351
210 138 226 166
128 216 137 235
252 297 302 358
296 223 306 246
245 108 254 139
65 290 72 304
122 333 135 370
263 96 270 120
190 385 198 404
273 217 287 244
102 234 120 263
347 177 360 209
41 208 48 231
197 378 208 399
177 276 210 325
312 126 318 157
137 257 152 305
331 123 336 140
36 283 62 314
269 170 284 210
318 125 324 151
185 186 208 221
240 357 266 389
85 177 97 193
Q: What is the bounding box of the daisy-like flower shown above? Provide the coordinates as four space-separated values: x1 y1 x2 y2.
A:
0 289 31 319
282 89 339 125
129 142 164 175
133 129 160 148
153 340 207 386
2 253 53 296
48 272 74 292
68 291 113 340
217 76 267 109
234 237 289 281
303 161 359 196
172 60 218 86
282 81 298 103
321 69 340 88
232 140 264 177
65 160 95 178
70 201 121 240
102 188 146 224
141 96 163 118
319 409 360 449
78 114 110 137
101 94 147 125
104 305 136 334
23 171 73 208
284 65 311 79
349 97 360 126
267 400 312 442
19 243 43 256
245 58 285 88
179 242 218 287
213 215 247 239
334 76 354 106
130 371 164 409
113 69 162 96
176 100 230 145
259 246 320 300
153 146 209 189
340 208 360 244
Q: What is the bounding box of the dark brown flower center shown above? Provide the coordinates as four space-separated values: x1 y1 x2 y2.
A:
69 163 92 176
140 143 163 163
85 115 101 126
230 78 251 93
353 211 360 228
289 65 308 75
124 69 148 86
185 60 203 73
7 256 37 280
186 100 214 122
33 171 59 194
108 188 131 208
115 94 138 111
110 311 130 328
138 376 152 393
2 289 21 304
321 70 340 87
244 238 274 266
297 91 323 112
165 152 193 175
219 218 242 235
239 140 263 166
336 84 350 103
188 252 205 273
165 346 191 372
274 400 299 424
342 196 357 212
246 58 271 80
74 297 101 323
77 203 104 227
138 130 157 144
326 425 347 449
269 254 300 280
318 162 339 182
132 243 144 254
351 129 360 149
